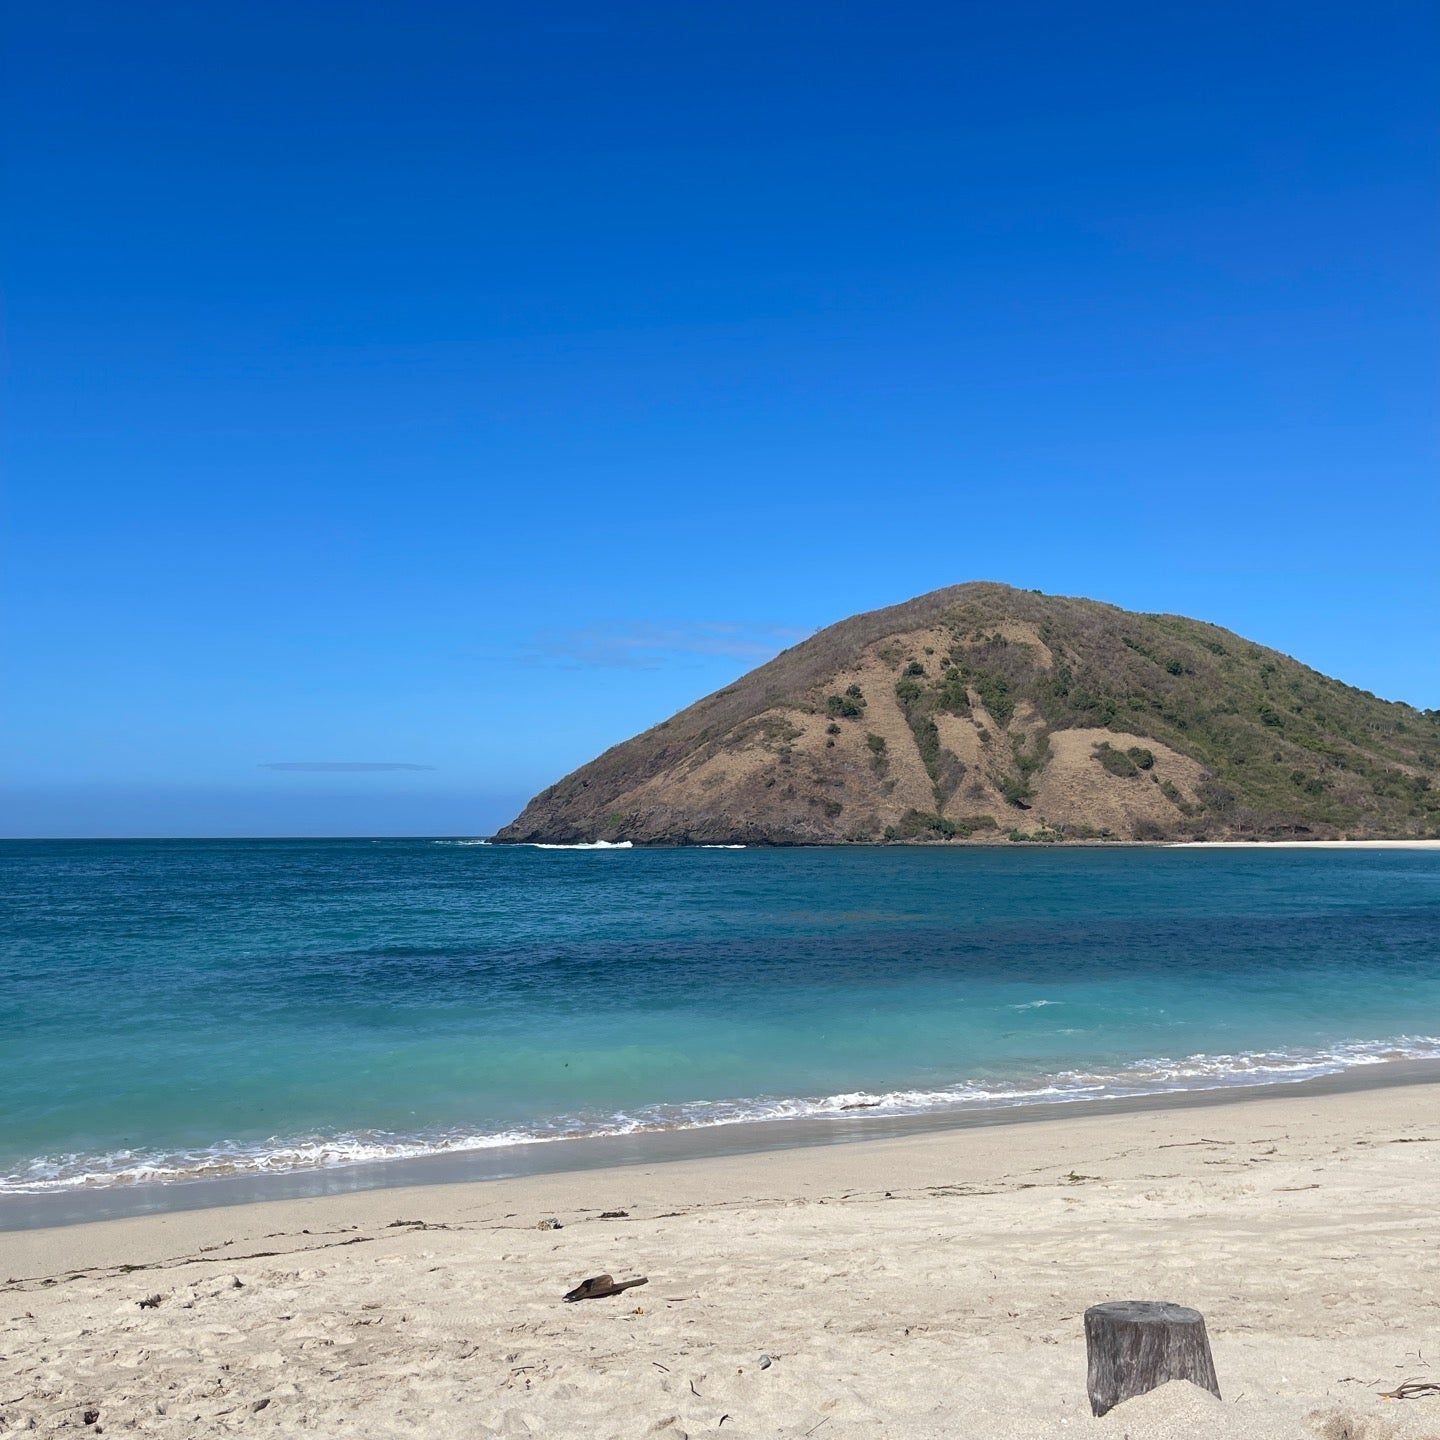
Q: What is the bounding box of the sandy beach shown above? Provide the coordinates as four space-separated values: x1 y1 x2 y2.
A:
1165 840 1440 849
4 1081 1439 1439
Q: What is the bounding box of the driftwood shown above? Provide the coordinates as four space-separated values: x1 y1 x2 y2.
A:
1084 1300 1219 1416
563 1273 649 1303
1380 1380 1440 1400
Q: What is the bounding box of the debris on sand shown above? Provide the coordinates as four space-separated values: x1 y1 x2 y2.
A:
563 1274 648 1303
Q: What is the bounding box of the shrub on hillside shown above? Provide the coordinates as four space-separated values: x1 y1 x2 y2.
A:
999 774 1033 807
887 809 997 840
973 672 1015 726
1095 742 1138 778
935 669 971 716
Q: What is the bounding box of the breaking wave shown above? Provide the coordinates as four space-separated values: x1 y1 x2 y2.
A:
7 1035 1438 1195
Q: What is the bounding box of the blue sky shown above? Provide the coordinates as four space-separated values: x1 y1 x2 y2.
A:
4 1 1436 837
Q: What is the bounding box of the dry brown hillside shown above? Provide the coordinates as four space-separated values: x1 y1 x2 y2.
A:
495 583 1440 845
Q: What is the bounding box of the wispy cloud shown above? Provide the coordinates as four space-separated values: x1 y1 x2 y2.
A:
259 762 437 773
520 621 811 671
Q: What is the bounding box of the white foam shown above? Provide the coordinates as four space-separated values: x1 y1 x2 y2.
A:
7 1035 1439 1195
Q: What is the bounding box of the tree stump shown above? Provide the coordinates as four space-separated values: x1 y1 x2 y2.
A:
1084 1300 1220 1417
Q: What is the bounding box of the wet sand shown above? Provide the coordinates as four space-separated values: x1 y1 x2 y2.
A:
5 1056 1438 1232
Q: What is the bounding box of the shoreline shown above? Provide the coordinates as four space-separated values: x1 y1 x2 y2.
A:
492 836 1440 848
4 1079 1438 1437
1164 837 1440 848
6 1054 1438 1234
7 835 1440 846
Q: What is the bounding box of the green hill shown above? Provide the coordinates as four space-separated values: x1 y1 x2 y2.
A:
497 583 1440 845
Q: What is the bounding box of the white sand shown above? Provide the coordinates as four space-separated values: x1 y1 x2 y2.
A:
4 1082 1440 1438
1167 839 1440 849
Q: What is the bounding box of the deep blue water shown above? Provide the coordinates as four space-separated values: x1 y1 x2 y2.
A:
1 839 1438 1192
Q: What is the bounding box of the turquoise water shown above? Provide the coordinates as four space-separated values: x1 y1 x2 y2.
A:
1 839 1438 1193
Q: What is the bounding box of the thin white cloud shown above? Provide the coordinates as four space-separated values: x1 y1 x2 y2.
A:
259 762 437 773
521 621 810 671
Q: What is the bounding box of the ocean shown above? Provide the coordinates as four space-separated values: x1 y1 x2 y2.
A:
2 839 1438 1213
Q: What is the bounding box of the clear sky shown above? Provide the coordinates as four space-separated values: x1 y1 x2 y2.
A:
4 1 1437 837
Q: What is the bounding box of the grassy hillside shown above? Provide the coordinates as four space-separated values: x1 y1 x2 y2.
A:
497 583 1440 844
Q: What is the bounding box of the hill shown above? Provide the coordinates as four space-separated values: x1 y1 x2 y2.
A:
495 583 1440 845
